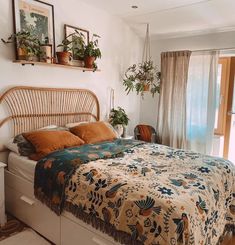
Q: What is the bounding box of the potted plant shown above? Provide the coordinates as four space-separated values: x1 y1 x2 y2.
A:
123 60 161 97
72 31 86 60
1 31 41 61
57 30 86 66
109 107 129 137
84 34 101 69
56 36 73 65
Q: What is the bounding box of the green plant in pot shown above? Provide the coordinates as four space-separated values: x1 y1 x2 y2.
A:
1 31 41 61
72 31 86 61
57 31 86 65
123 60 161 97
109 107 129 137
56 36 73 65
84 34 101 69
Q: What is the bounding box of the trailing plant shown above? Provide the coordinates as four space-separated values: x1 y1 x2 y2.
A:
123 60 161 97
109 107 129 127
84 34 101 59
1 31 41 57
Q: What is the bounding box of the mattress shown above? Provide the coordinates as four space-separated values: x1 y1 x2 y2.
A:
8 152 36 183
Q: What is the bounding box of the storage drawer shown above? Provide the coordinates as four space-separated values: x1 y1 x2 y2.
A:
5 185 60 244
61 215 116 245
5 170 34 197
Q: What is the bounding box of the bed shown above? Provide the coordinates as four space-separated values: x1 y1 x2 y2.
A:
0 86 234 245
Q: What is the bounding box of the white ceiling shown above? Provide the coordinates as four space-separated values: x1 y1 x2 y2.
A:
83 0 235 39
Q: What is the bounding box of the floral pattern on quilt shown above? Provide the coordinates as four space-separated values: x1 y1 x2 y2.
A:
65 144 235 245
35 140 235 245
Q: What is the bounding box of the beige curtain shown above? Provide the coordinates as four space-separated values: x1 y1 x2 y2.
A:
157 51 192 149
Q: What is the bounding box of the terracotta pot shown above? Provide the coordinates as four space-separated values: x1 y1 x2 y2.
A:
56 51 71 65
84 56 95 68
17 47 27 60
143 83 150 91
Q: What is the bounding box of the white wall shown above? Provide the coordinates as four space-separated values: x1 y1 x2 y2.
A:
0 0 143 139
140 31 235 128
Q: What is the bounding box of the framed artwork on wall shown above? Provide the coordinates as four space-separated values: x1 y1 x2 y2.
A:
12 0 55 59
65 24 89 62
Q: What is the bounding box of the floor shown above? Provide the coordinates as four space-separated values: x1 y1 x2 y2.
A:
0 229 50 245
0 215 25 241
0 215 53 244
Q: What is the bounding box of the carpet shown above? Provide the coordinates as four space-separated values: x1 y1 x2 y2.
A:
0 216 25 241
0 229 51 245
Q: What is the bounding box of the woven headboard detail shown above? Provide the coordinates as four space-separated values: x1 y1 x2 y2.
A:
0 86 100 136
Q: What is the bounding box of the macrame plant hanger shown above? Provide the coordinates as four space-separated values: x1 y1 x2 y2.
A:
142 23 151 63
110 88 115 111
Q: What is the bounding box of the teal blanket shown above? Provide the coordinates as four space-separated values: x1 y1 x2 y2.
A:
34 139 142 214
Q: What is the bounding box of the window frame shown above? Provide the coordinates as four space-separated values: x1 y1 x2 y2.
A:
214 58 230 136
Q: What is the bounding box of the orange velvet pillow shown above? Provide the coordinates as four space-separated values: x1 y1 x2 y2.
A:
22 130 84 161
70 121 117 144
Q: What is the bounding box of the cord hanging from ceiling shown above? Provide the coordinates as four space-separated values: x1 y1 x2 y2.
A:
142 23 151 62
122 23 161 97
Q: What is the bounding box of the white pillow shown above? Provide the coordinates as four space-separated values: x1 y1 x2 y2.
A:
4 125 58 154
67 121 119 138
5 138 19 154
39 125 58 130
66 122 87 128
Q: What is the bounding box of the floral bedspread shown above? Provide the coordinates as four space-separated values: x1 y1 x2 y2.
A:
35 140 235 245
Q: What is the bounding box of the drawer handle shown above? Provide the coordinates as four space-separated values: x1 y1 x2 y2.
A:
92 237 108 245
20 195 35 206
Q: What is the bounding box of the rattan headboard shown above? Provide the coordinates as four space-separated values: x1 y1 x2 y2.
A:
0 86 100 136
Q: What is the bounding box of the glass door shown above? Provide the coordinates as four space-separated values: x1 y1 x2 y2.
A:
228 81 235 164
212 57 235 164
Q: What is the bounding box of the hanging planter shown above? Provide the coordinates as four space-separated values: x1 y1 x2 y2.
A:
123 60 161 97
143 83 150 91
123 24 161 97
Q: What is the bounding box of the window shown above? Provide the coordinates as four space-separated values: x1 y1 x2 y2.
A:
214 58 229 135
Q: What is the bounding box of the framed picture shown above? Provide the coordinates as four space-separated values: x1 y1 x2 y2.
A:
12 0 55 59
65 24 89 61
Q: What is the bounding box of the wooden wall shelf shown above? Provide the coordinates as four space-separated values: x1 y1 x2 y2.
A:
13 60 100 72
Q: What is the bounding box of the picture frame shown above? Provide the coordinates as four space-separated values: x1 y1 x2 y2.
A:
12 0 55 59
65 24 89 61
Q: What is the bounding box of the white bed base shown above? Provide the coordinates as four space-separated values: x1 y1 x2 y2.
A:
5 169 120 245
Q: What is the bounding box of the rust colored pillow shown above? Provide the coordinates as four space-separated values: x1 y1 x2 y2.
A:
22 130 84 161
70 121 117 144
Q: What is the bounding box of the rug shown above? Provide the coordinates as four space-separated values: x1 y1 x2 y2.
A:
0 229 51 245
0 215 25 241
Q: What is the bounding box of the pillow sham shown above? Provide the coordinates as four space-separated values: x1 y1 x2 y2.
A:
70 121 117 144
7 125 69 156
66 121 119 137
22 130 84 161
